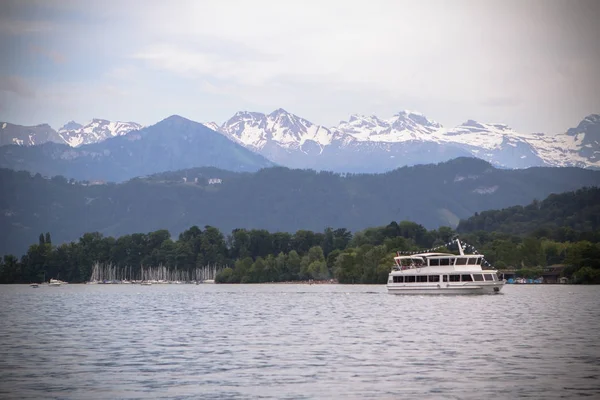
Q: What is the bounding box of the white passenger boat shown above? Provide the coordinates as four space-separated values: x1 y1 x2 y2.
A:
387 239 505 295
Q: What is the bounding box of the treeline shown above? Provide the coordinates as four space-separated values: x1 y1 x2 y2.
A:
4 159 600 258
457 186 600 240
2 220 600 284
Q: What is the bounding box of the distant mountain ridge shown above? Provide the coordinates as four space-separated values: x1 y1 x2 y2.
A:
58 119 143 146
209 110 600 171
0 119 142 147
2 110 599 172
1 157 599 256
0 115 274 182
0 122 64 147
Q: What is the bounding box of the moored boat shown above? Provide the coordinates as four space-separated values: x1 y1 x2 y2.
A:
387 239 505 295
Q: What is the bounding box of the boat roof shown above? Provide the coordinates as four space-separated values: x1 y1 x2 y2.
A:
395 252 483 258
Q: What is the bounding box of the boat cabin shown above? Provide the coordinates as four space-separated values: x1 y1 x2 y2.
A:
393 253 484 269
390 272 499 283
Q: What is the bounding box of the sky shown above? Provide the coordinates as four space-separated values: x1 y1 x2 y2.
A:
0 0 599 134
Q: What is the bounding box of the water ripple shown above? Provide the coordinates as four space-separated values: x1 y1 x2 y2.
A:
0 284 599 399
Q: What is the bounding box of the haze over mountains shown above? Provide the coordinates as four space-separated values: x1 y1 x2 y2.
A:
2 107 600 256
2 110 599 175
0 116 273 182
2 157 600 256
57 119 143 147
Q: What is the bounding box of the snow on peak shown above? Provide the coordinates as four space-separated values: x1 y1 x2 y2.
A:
203 109 600 169
335 110 443 143
221 109 335 150
202 121 221 132
268 108 289 117
443 120 527 149
58 119 143 147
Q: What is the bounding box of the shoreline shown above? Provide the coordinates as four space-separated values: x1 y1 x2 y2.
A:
261 279 339 285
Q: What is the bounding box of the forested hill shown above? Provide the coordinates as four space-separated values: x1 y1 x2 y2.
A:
457 186 600 239
1 157 600 256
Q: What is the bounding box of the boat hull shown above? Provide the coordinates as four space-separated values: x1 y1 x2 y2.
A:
387 282 504 295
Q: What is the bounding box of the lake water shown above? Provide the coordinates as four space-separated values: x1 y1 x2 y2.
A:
0 284 599 399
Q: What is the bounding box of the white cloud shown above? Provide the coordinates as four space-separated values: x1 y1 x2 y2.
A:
1 0 599 133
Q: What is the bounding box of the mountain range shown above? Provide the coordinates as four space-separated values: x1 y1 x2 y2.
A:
212 110 600 171
2 157 600 256
0 116 273 182
1 119 142 147
2 111 599 173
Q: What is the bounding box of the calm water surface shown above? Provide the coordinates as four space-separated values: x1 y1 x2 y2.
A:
0 284 599 399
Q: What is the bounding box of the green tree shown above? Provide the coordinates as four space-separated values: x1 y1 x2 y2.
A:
334 250 360 284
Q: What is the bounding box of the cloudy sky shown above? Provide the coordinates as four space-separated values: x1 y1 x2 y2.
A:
0 0 598 133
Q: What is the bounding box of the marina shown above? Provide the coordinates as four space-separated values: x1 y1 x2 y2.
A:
86 263 223 285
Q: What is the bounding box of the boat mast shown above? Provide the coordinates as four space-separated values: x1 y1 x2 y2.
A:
456 238 465 256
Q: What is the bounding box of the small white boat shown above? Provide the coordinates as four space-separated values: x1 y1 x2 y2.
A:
387 239 505 295
140 281 152 286
48 279 62 287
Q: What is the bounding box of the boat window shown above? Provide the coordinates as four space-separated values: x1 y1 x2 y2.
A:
476 258 482 265
428 275 440 282
449 258 455 265
443 275 448 282
456 258 468 265
429 258 440 266
484 274 494 281
393 276 403 283
468 258 477 265
473 274 484 281
405 276 416 283
440 258 450 266
461 274 473 282
416 276 427 282
449 275 460 282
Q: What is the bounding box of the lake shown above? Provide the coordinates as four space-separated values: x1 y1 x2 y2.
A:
0 284 599 399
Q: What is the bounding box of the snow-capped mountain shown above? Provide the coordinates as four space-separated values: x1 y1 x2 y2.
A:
220 109 338 150
58 119 143 147
336 111 443 142
0 119 143 148
207 109 600 172
0 122 65 147
215 109 345 169
4 110 599 172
